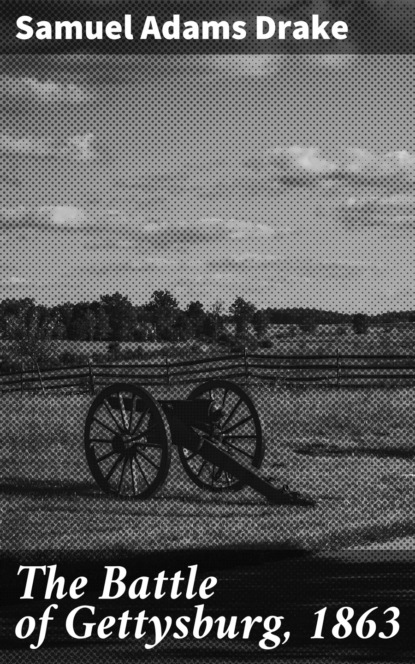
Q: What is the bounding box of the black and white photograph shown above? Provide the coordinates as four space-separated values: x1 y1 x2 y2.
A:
1 1 415 661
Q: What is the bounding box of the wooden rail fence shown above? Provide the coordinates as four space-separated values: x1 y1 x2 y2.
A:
2 352 415 395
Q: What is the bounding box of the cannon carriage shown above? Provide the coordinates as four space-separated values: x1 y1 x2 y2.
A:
84 379 314 506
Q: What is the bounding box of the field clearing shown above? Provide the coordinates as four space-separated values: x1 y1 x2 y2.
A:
1 385 415 554
3 324 415 362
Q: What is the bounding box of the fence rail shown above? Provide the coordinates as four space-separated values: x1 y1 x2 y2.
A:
2 352 415 394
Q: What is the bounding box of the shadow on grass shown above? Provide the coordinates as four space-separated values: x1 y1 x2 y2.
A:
295 444 415 459
0 478 100 498
0 478 275 507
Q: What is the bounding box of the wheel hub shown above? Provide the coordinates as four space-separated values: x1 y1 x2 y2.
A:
112 433 135 455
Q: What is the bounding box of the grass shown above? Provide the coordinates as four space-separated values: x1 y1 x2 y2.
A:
2 324 415 362
1 385 414 555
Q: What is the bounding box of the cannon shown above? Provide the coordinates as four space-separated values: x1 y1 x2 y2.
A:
84 379 314 506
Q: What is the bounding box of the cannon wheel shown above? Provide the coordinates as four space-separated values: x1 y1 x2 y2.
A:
84 383 171 499
178 379 264 492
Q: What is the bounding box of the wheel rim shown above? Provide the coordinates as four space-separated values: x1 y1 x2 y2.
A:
84 383 171 499
179 379 264 492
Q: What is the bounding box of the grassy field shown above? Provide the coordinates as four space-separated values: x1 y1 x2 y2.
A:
1 384 415 555
2 324 415 363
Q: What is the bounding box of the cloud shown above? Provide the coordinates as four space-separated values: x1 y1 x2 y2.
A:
346 148 415 181
1 205 86 228
142 216 275 242
0 133 96 160
209 252 278 269
244 145 415 189
67 133 95 160
1 205 27 221
44 206 86 227
281 146 338 173
245 145 338 178
0 274 26 286
0 136 53 156
205 54 284 77
345 193 415 209
2 76 94 103
336 191 415 227
256 146 338 174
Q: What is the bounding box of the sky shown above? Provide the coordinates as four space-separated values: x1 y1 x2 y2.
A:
1 52 415 313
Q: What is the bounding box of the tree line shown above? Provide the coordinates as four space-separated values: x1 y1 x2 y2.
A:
0 290 407 369
0 292 370 345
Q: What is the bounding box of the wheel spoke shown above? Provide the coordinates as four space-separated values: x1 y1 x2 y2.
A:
196 459 207 477
128 395 137 433
96 450 117 464
117 456 128 495
224 472 233 487
221 389 229 410
184 450 199 462
130 424 158 442
89 437 114 445
221 397 243 428
136 448 160 470
130 407 149 436
129 456 137 496
93 417 118 436
211 464 222 485
222 414 253 435
118 392 129 430
223 439 255 460
226 434 257 439
103 399 124 432
133 453 150 486
104 454 124 482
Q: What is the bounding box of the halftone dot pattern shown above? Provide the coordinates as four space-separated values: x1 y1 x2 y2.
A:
1 6 415 660
1 18 415 656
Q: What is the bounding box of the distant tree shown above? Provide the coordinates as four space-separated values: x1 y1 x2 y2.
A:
187 301 204 319
55 302 74 339
173 312 194 341
148 290 178 311
0 298 35 338
298 312 318 335
202 313 216 339
229 297 256 336
210 301 224 341
252 310 269 339
71 306 97 341
101 292 137 341
352 313 369 335
186 301 206 337
134 322 155 342
93 304 111 341
4 305 59 365
145 290 179 341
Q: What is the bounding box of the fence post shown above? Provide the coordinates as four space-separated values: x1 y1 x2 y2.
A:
36 361 46 397
165 357 171 386
243 347 249 384
88 360 96 396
